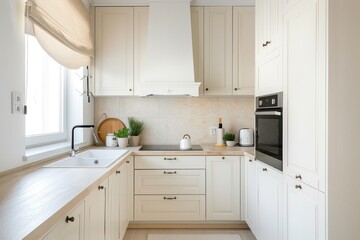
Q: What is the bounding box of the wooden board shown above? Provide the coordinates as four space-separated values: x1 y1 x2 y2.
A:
97 118 126 144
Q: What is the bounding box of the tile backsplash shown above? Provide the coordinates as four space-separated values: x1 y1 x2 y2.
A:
94 96 254 145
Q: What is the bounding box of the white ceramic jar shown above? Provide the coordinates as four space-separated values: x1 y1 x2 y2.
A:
106 133 117 147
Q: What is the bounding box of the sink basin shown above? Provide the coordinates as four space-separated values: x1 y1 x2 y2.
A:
45 149 128 168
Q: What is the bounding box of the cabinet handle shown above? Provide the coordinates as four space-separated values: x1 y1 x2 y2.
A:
163 171 177 174
262 41 271 47
249 159 253 162
295 184 302 190
234 88 238 91
65 216 75 223
98 185 104 190
262 168 267 172
295 175 302 180
129 89 132 91
164 157 177 160
116 170 121 174
126 161 130 164
222 156 225 160
205 88 209 91
163 197 177 200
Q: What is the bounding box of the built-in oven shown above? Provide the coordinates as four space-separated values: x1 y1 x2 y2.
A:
255 92 283 171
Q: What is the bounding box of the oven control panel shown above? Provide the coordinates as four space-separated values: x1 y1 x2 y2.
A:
256 92 283 109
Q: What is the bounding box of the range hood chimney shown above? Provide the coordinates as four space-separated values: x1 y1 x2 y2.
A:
139 0 200 96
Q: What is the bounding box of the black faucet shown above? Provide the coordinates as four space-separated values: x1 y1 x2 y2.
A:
70 125 94 157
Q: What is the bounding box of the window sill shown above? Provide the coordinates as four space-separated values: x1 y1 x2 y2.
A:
24 141 90 163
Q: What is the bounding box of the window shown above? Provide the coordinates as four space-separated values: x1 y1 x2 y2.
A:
25 35 67 147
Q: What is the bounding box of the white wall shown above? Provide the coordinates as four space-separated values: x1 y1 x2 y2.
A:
95 96 254 145
328 0 360 239
0 0 26 172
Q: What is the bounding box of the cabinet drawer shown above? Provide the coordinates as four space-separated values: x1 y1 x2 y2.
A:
134 195 205 221
135 170 205 194
134 156 205 169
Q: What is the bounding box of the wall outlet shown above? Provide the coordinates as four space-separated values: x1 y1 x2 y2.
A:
210 126 217 136
11 91 24 114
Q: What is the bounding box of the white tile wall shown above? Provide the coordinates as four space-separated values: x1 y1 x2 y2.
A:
94 96 254 145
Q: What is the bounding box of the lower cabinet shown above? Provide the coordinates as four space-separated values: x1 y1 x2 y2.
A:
42 202 85 240
283 175 325 240
206 156 241 221
244 156 257 234
256 161 283 240
85 179 108 240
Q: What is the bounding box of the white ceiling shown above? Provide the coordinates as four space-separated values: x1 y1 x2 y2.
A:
90 0 255 6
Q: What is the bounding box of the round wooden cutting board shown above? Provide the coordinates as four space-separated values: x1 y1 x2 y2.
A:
97 118 126 144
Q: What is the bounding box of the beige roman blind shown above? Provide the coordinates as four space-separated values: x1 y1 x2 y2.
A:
25 0 94 69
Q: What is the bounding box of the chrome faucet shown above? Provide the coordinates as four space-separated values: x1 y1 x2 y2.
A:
70 125 94 157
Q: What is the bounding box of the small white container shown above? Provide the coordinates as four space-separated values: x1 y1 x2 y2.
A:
106 133 117 147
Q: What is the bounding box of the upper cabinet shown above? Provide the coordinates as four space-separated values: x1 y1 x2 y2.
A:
94 6 255 97
203 7 233 95
233 7 256 96
95 7 134 96
255 0 283 96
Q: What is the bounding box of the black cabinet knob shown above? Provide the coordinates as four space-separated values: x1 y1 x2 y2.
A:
98 185 104 190
116 170 121 174
205 88 209 91
66 216 75 223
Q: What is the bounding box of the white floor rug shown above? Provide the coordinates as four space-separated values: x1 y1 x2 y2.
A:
147 234 242 240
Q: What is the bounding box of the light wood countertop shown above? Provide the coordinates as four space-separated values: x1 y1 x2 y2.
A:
0 145 254 240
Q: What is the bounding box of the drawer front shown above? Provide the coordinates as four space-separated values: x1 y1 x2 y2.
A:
134 195 205 221
134 156 206 169
135 170 205 194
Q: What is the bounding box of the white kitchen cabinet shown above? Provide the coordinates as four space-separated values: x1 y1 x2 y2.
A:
256 161 283 240
283 0 326 192
107 157 132 240
206 156 241 221
233 7 255 96
283 175 325 240
42 202 85 240
84 179 108 240
204 7 233 95
134 195 206 221
133 7 148 96
127 157 134 222
95 7 134 96
244 156 257 234
255 0 283 96
191 7 204 95
256 0 282 57
134 156 205 169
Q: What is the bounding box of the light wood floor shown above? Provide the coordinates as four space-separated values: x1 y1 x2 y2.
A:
123 229 256 240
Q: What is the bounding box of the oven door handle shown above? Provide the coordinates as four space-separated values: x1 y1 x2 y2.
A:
255 111 282 116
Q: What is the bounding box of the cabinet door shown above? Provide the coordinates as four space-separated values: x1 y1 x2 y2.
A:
85 179 108 240
107 169 121 240
134 7 148 96
191 7 204 95
283 0 326 191
233 7 255 96
256 161 283 240
204 7 233 95
126 157 134 222
283 175 326 240
256 48 282 96
206 156 241 221
95 7 134 96
256 0 282 57
245 157 257 234
42 202 85 240
119 163 129 240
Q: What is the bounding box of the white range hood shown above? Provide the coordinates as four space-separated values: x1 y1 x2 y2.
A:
139 0 200 96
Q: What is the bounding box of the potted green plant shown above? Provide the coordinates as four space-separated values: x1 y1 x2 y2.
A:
115 128 129 148
128 117 144 147
224 133 236 147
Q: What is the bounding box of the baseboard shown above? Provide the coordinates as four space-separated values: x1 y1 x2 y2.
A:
128 222 249 229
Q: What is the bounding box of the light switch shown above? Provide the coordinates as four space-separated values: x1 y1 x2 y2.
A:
11 91 24 114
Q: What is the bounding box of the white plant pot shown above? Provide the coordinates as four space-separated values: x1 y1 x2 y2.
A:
117 137 128 148
226 141 236 147
130 136 140 147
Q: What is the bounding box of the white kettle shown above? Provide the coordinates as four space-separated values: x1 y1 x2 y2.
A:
180 134 192 150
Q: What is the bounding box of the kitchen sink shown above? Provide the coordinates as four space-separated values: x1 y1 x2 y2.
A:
44 149 128 168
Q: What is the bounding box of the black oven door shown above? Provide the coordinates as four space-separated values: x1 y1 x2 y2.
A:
255 108 283 171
